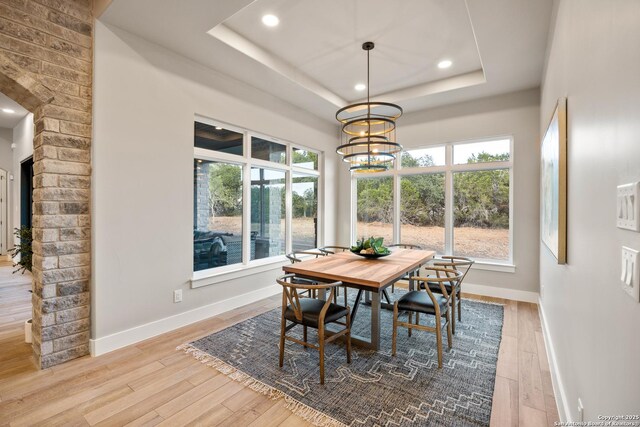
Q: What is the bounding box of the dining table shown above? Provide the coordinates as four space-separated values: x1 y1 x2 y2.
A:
282 247 435 350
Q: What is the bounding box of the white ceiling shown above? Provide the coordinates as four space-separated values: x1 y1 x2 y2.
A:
0 92 29 129
102 0 552 123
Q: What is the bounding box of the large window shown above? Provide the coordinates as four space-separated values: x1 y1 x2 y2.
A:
354 137 512 263
356 176 393 243
194 118 321 274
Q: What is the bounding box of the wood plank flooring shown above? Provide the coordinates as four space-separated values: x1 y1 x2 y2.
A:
0 267 559 426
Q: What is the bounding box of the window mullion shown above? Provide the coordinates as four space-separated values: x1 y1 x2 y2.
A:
285 170 292 253
445 144 454 255
393 172 400 244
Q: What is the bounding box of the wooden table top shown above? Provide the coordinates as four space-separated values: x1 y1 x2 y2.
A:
282 248 435 290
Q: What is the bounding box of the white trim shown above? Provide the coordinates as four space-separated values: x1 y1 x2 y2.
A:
472 262 516 273
463 282 538 303
90 284 281 356
538 298 570 423
191 256 287 288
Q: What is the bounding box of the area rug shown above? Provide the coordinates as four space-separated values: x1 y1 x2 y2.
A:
178 291 503 426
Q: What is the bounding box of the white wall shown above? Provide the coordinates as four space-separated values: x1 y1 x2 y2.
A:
0 127 12 254
539 0 640 419
10 114 33 246
92 22 339 351
337 88 541 296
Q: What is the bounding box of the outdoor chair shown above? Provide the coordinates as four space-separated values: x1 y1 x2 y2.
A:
392 266 461 368
277 274 352 385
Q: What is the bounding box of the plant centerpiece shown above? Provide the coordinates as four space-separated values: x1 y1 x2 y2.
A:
350 236 391 258
11 226 32 274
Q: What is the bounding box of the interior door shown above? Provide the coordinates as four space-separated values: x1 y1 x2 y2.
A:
0 168 7 256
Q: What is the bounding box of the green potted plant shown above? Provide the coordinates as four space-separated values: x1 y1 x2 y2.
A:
11 226 32 274
10 226 33 343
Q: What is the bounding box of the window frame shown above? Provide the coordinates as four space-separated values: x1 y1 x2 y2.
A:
351 136 514 269
192 115 323 286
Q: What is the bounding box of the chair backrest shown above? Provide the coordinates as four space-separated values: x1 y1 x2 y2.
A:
319 246 350 254
421 266 463 301
276 274 343 322
431 255 474 285
388 243 423 249
285 250 326 264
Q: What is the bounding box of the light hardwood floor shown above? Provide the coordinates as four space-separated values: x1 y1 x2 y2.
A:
0 267 559 426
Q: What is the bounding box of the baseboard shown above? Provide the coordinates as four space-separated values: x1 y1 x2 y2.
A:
538 298 571 422
90 284 281 357
463 282 539 303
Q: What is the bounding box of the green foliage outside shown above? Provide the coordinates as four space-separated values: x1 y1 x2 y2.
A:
208 163 242 217
357 151 509 229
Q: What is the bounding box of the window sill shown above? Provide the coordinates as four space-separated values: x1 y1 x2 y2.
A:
471 262 516 273
191 256 289 289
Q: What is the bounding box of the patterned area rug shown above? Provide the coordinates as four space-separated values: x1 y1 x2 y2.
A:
179 291 503 426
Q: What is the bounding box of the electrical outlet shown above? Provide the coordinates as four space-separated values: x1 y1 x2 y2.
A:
173 289 182 303
577 398 584 422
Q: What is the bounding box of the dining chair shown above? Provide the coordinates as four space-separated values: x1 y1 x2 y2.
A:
285 250 327 298
318 246 350 306
392 266 462 368
277 274 352 385
318 245 350 254
423 256 474 334
387 243 423 293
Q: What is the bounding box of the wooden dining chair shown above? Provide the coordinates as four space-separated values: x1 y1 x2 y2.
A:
277 274 352 385
388 243 423 293
318 246 350 305
318 246 350 254
423 256 474 334
285 250 326 298
392 266 462 368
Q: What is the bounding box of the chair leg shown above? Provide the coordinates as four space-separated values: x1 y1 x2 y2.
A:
303 325 308 345
343 287 348 307
318 325 325 385
446 311 453 349
451 290 457 335
346 311 352 363
435 317 443 368
458 291 462 322
279 317 286 368
408 312 413 337
415 312 420 325
392 303 398 356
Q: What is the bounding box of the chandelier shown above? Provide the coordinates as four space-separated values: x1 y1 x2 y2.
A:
336 41 403 173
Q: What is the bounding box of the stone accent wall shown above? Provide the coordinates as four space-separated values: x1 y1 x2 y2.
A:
194 161 210 231
0 0 93 368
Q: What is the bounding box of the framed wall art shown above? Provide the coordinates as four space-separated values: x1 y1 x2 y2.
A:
541 97 567 264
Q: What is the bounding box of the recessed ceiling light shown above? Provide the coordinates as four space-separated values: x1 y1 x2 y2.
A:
2 108 15 114
354 83 366 91
262 14 279 27
437 60 452 69
215 126 222 130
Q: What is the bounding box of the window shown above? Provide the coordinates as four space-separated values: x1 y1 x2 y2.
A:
193 117 321 275
292 148 318 170
251 168 286 260
400 174 445 254
193 160 243 271
401 146 446 168
292 173 318 250
353 137 513 264
251 136 286 164
356 176 393 243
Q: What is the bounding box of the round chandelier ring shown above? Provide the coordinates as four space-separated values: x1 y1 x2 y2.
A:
341 117 396 136
341 151 396 164
336 101 403 123
336 141 403 156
